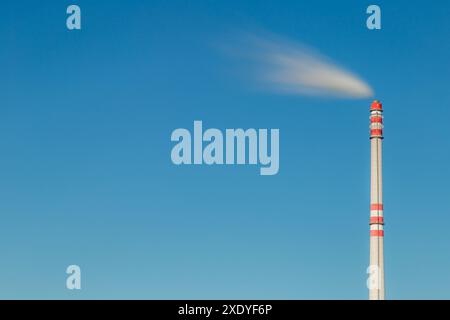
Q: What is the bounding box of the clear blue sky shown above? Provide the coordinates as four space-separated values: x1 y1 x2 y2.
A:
1 0 449 299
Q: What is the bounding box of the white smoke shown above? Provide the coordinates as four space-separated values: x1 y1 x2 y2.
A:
224 32 373 98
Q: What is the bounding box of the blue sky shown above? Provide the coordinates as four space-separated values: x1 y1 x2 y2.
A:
1 0 449 299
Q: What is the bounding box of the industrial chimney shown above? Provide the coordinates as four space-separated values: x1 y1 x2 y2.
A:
369 100 385 300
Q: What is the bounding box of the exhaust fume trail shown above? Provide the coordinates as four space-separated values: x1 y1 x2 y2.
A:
223 32 374 98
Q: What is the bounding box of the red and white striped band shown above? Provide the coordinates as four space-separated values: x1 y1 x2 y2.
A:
370 230 384 237
370 129 383 137
370 116 383 123
370 203 383 210
370 216 384 224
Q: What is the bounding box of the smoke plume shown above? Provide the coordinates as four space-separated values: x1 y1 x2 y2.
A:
223 32 373 98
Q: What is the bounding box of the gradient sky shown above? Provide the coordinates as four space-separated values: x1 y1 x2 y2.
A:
1 0 449 299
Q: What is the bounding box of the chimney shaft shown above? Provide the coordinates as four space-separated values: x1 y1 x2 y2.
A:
369 100 385 300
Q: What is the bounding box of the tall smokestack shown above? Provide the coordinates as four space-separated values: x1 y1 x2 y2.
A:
369 100 385 300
